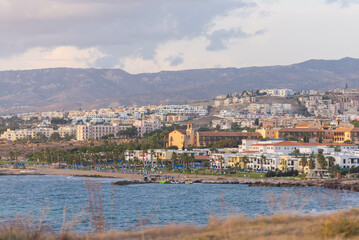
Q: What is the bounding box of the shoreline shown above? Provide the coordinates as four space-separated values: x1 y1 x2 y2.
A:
2 167 359 192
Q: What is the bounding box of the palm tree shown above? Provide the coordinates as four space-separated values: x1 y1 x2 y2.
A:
219 156 225 173
300 156 308 173
9 151 15 161
327 156 336 168
171 152 178 166
234 162 240 177
210 158 216 174
189 154 195 170
317 152 327 169
327 156 336 174
242 156 249 171
133 157 139 172
150 149 155 167
291 149 300 158
202 161 209 175
180 153 188 168
157 157 162 169
260 155 266 173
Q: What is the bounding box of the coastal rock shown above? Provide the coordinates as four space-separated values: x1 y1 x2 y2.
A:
111 180 147 186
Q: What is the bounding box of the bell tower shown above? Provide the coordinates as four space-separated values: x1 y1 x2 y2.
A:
186 122 195 147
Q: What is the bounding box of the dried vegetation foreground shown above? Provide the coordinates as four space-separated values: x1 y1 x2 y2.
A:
3 209 359 240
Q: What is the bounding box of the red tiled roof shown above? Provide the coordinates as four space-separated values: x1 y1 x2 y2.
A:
295 121 313 127
333 128 353 132
278 128 325 132
198 132 261 137
194 155 210 160
251 141 355 147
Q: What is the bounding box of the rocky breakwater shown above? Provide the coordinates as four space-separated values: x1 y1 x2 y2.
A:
111 180 148 186
321 180 359 192
244 179 359 192
194 178 359 192
198 179 240 184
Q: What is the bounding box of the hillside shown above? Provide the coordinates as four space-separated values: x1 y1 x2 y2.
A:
0 57 359 113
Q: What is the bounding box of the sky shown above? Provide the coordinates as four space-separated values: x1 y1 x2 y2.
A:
0 0 359 73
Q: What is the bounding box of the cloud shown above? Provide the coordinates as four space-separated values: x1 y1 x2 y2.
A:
0 46 106 70
206 28 266 51
166 54 184 67
0 0 253 66
2 0 359 73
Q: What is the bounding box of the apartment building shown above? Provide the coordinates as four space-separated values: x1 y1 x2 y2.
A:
41 111 64 119
76 124 130 141
58 126 77 138
259 89 294 97
154 105 208 116
0 128 54 141
166 115 189 123
133 118 161 137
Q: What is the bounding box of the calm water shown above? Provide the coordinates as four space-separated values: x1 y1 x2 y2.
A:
1 175 359 232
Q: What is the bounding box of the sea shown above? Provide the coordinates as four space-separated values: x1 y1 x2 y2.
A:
0 175 358 232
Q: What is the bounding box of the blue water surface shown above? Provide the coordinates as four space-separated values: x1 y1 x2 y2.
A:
0 175 358 232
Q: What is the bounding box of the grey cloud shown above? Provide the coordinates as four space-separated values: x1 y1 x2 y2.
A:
206 28 266 51
0 0 256 67
166 54 184 67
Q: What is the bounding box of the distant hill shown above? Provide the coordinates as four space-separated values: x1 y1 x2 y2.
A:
0 57 358 113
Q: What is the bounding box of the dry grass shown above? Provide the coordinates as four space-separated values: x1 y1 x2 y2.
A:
85 180 105 233
4 210 359 240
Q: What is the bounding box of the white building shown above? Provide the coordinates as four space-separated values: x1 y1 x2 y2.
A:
259 89 295 97
76 124 131 141
133 119 162 137
0 128 54 141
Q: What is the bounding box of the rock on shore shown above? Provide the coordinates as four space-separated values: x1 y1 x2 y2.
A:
193 178 359 192
111 180 147 186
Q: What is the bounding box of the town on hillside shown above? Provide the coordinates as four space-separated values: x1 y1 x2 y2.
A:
1 87 359 178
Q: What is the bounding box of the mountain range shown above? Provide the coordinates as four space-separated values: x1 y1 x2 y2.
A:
0 57 359 113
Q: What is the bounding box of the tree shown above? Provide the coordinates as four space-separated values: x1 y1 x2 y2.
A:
350 120 359 128
194 169 199 178
214 138 241 148
291 149 300 158
219 156 225 171
133 157 139 172
231 122 241 131
300 156 308 168
202 161 209 175
327 156 336 168
9 151 15 161
49 132 61 142
171 152 178 166
260 155 266 173
317 152 327 169
242 156 249 171
309 158 316 169
234 162 240 176
334 146 341 152
119 126 138 139
309 153 316 169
